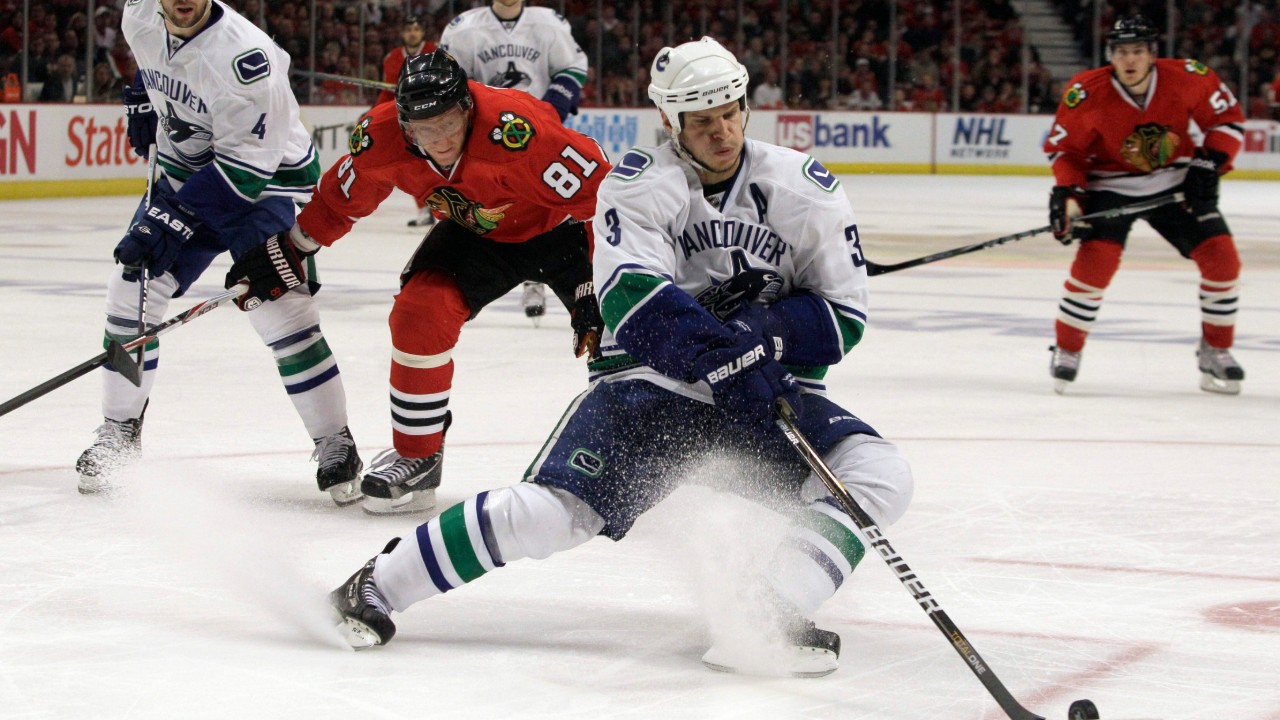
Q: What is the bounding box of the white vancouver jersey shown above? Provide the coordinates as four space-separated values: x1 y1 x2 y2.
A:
593 138 869 395
121 0 317 202
439 5 588 100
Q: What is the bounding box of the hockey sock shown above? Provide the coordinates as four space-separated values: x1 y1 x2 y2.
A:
1190 234 1240 348
768 499 865 617
248 289 347 439
102 270 177 420
373 484 602 611
1055 240 1123 353
388 272 468 457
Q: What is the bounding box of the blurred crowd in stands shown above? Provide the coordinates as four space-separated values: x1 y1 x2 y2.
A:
1 0 1276 118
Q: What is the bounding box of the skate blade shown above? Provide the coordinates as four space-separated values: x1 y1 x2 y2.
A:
1199 374 1241 395
335 616 385 649
77 479 116 495
326 481 364 507
1054 378 1071 395
701 647 837 678
362 489 437 515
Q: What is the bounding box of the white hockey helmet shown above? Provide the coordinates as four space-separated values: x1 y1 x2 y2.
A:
648 37 749 135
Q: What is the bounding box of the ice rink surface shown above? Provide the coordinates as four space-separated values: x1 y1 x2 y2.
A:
1 175 1277 720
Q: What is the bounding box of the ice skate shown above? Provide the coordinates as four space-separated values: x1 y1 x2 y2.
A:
361 448 443 514
701 598 841 678
313 426 363 506
407 206 435 228
330 538 400 649
1049 345 1082 395
521 281 546 325
1197 339 1244 395
76 416 144 494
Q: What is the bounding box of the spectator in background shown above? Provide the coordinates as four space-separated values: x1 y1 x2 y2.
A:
752 63 784 109
38 54 79 102
1269 72 1280 119
844 75 883 110
375 14 434 107
91 61 123 103
912 72 946 112
93 7 117 65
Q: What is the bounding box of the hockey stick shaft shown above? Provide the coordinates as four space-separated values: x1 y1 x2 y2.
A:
0 284 247 419
134 143 159 371
865 192 1184 276
290 69 394 91
773 398 1044 720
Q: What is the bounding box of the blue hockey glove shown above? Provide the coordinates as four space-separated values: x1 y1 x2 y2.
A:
729 303 785 361
1183 147 1228 218
114 195 199 278
122 82 157 159
224 233 310 311
570 281 603 359
690 320 802 429
541 76 581 121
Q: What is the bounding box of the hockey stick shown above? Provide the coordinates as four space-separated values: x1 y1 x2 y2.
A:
0 284 248 419
773 397 1045 720
290 69 394 91
865 192 1184 276
131 143 159 371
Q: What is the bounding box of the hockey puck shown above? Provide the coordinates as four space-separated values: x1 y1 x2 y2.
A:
1068 699 1099 720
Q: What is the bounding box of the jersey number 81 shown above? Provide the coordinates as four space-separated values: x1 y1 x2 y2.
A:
542 145 599 199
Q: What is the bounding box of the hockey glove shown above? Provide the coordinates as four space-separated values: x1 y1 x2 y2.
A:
122 82 157 159
570 281 604 359
690 320 802 430
1183 147 1228 218
1049 185 1087 245
224 233 311 311
114 195 199 278
541 76 581 121
729 303 785 361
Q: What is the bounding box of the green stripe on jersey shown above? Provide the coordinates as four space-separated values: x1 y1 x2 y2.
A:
276 338 333 377
803 509 865 568
600 272 663 332
438 503 487 582
218 152 321 200
837 314 865 353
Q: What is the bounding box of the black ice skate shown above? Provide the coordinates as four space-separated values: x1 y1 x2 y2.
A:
1197 339 1244 395
312 426 363 506
76 415 144 494
360 448 443 514
407 206 435 228
701 598 842 678
521 281 546 324
330 538 400 649
1049 345 1082 395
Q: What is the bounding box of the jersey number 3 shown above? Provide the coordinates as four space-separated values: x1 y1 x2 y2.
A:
543 145 599 199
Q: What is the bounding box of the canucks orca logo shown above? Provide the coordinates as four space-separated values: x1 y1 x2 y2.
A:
489 61 531 90
160 100 214 168
694 250 784 321
655 51 670 72
489 111 535 151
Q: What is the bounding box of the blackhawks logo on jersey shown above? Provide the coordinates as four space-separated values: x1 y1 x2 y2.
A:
489 112 535 151
1120 122 1181 172
348 117 373 156
1184 59 1209 75
1062 82 1088 108
425 186 514 234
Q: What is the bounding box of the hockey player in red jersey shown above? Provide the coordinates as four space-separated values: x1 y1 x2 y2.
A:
373 14 439 228
225 50 607 513
1043 15 1246 394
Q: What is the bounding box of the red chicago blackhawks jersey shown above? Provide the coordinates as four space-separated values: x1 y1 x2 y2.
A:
299 81 608 246
1044 58 1245 196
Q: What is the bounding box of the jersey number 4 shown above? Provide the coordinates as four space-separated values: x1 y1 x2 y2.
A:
542 145 599 199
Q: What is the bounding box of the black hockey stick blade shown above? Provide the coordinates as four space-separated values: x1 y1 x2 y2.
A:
774 398 1045 720
865 192 1184 277
106 339 143 387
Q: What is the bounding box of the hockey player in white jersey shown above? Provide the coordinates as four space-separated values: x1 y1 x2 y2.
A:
440 0 590 320
329 38 913 678
78 0 361 504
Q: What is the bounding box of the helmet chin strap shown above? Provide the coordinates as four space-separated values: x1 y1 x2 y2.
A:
666 106 751 175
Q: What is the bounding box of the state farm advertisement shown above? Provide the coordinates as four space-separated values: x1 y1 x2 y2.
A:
0 104 147 185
